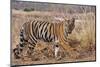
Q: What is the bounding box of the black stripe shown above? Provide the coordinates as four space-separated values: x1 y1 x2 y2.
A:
45 31 48 42
34 20 38 28
40 22 47 35
37 26 39 39
35 24 39 38
43 23 49 40
44 22 49 33
30 33 37 44
48 33 52 42
28 41 35 47
20 38 24 42
39 21 44 28
37 21 43 38
32 21 37 39
49 23 52 42
29 21 37 44
29 36 36 46
35 21 39 39
19 43 24 47
29 31 37 45
51 23 55 40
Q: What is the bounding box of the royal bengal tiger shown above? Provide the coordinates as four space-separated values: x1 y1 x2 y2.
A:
13 17 76 59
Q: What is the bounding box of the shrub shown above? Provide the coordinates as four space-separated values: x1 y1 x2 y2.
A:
24 8 34 12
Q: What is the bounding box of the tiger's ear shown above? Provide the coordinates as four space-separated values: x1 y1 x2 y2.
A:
67 17 75 24
64 18 69 23
70 17 75 23
64 17 75 24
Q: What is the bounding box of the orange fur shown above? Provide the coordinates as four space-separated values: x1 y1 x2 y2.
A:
54 22 74 54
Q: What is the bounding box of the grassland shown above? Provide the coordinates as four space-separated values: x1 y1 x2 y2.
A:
11 9 96 66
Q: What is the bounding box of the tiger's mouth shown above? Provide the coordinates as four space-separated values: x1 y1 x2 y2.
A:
68 31 72 34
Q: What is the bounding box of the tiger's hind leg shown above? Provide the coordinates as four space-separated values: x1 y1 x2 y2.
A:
27 46 35 57
26 40 37 58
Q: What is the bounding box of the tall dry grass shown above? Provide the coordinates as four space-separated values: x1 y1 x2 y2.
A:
68 13 95 52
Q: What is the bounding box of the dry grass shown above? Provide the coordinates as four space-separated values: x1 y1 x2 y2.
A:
11 9 96 66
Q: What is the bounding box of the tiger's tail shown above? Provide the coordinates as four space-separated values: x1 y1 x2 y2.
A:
13 26 26 59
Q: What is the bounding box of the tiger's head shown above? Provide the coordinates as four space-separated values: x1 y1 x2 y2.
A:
64 18 75 35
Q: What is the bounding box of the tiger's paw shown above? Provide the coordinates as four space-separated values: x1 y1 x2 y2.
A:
68 49 80 59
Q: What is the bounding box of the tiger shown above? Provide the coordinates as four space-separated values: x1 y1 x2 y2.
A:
13 17 76 59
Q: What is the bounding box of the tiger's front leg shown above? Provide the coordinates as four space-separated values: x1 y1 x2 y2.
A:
54 45 59 58
54 40 65 60
53 42 66 60
27 45 35 58
59 41 80 59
